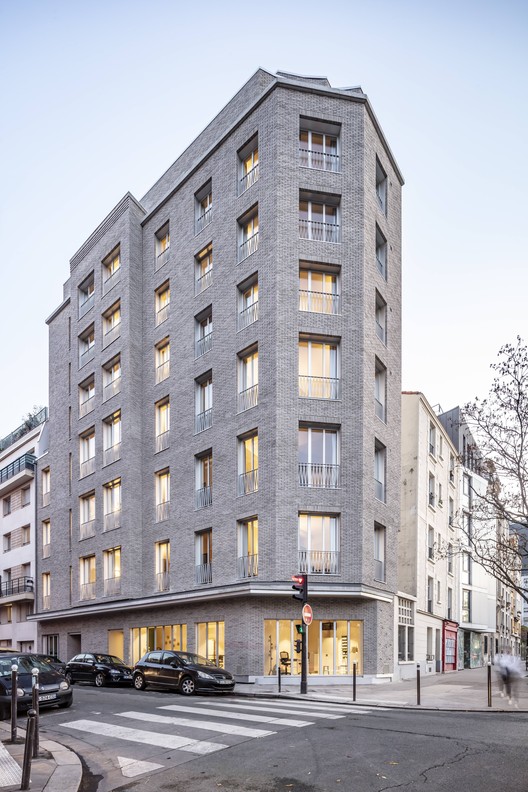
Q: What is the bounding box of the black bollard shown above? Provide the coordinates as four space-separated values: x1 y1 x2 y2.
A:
278 666 281 693
487 662 492 707
21 709 36 791
416 663 421 705
353 661 357 702
10 663 18 743
31 668 40 758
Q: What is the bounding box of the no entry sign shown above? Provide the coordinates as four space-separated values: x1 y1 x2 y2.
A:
302 603 313 626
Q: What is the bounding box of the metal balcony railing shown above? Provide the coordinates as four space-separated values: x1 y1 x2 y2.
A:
156 361 170 384
0 454 35 485
156 571 170 592
195 409 212 434
299 289 340 314
195 268 212 295
195 563 212 585
104 509 121 532
195 207 212 235
80 582 96 601
103 376 121 402
298 462 340 489
238 468 258 496
80 457 95 478
237 554 258 579
299 148 340 172
79 293 94 318
156 304 169 326
238 232 259 263
375 478 385 502
237 300 259 331
104 576 121 597
298 550 339 575
156 247 170 271
79 346 94 368
103 323 121 348
238 163 259 195
103 443 121 466
195 485 212 510
0 576 34 598
156 501 169 523
237 384 258 413
79 395 94 417
299 219 340 243
298 375 340 400
375 398 386 422
103 269 120 295
156 431 170 453
80 520 95 540
195 332 212 358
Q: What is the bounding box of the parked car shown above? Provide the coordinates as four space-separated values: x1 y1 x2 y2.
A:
65 653 133 687
32 654 66 675
133 650 235 695
0 653 72 719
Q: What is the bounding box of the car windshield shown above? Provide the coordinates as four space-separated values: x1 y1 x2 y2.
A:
93 654 124 665
176 652 216 667
0 655 54 677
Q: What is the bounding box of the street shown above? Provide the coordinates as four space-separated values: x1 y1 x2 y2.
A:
30 684 528 792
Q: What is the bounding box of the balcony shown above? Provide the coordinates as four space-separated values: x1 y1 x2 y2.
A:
299 219 340 243
0 454 35 496
299 289 340 315
156 571 170 592
80 520 95 540
79 346 94 369
237 301 259 331
80 457 95 478
238 232 259 263
195 332 212 359
42 490 51 507
103 443 121 466
195 269 212 296
156 361 170 384
195 207 212 235
104 576 121 597
104 509 121 532
195 486 212 510
299 375 340 400
238 163 259 195
238 468 258 496
298 550 339 575
237 554 258 579
195 563 212 585
79 294 94 319
79 395 95 417
195 409 212 434
156 431 170 453
103 269 120 295
299 148 340 172
237 384 258 413
80 582 96 601
156 247 170 271
298 462 339 489
156 501 169 523
103 376 121 402
0 576 34 601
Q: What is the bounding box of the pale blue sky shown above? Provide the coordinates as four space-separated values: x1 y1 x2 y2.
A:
0 0 526 437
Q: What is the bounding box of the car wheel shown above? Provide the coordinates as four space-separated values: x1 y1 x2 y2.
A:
179 676 195 696
58 698 73 709
133 673 146 691
65 672 74 685
94 672 105 687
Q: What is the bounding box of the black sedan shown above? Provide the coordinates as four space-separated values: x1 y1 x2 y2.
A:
32 654 66 675
133 650 235 695
65 653 133 687
0 653 72 719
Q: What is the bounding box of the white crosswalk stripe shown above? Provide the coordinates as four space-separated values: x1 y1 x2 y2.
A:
117 710 275 738
197 700 345 719
160 703 313 728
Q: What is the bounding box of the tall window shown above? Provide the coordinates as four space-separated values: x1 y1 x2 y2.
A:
237 517 258 579
238 137 259 195
428 473 436 507
238 277 259 330
103 355 121 402
79 377 95 417
42 573 51 610
42 520 51 559
238 209 259 263
195 373 212 434
103 478 121 531
375 291 387 344
299 197 339 243
42 468 51 507
195 183 212 234
195 452 213 510
299 513 339 574
427 525 435 560
375 226 387 278
429 423 436 456
155 541 170 591
155 282 170 326
102 301 121 348
103 410 121 466
238 347 258 412
78 273 95 319
80 429 95 478
374 440 386 502
195 530 212 584
102 247 120 295
376 157 387 214
80 493 95 539
79 555 96 601
374 359 386 422
195 244 213 295
427 576 434 613
195 310 212 358
79 325 95 368
155 339 170 384
299 337 339 399
462 589 471 622
447 587 453 620
374 523 386 582
299 268 339 314
155 398 170 453
103 547 121 597
298 425 339 488
155 469 170 522
238 431 258 496
299 125 339 172
155 224 170 270
398 598 414 661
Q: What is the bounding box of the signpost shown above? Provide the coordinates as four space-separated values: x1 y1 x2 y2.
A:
292 574 310 694
302 603 313 626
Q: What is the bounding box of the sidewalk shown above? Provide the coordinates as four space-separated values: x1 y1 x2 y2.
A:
0 721 81 792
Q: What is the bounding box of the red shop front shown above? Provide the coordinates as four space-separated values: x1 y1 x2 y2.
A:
442 620 458 672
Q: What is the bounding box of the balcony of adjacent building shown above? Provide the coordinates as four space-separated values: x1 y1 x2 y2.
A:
0 453 36 498
0 576 34 604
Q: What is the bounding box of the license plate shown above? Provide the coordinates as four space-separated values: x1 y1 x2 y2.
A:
218 679 232 685
39 693 56 702
123 675 132 679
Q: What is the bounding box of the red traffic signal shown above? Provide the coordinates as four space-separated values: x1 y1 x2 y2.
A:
291 573 308 603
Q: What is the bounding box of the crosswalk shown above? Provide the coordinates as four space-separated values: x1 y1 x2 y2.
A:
60 696 378 776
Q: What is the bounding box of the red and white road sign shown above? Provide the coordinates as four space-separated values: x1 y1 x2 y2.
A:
302 603 313 626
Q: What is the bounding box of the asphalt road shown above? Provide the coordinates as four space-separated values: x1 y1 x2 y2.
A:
34 684 528 792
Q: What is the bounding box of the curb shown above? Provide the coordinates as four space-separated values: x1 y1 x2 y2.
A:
0 723 82 792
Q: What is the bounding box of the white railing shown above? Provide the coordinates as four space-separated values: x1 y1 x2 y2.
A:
79 395 95 417
80 582 96 601
156 431 170 453
103 323 120 348
104 510 121 532
156 361 170 384
298 463 340 488
156 247 170 271
156 304 169 326
156 501 169 522
42 491 50 507
195 563 212 585
195 332 212 358
238 163 259 195
375 398 386 422
195 268 212 295
299 550 339 575
195 207 212 235
238 468 258 496
299 219 340 243
299 148 340 172
80 457 95 478
103 269 120 295
156 571 170 592
375 478 385 502
299 290 340 315
80 520 95 540
237 384 258 413
238 232 259 263
195 485 212 510
104 576 121 597
79 347 94 369
195 409 212 434
79 294 94 318
237 301 259 331
298 375 340 400
103 376 121 402
103 443 121 466
237 554 259 579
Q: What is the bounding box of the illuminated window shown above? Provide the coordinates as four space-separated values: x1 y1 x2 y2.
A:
79 555 96 600
155 224 170 270
238 346 258 412
155 541 170 591
155 339 170 384
195 244 213 295
195 182 212 234
155 469 170 522
155 398 170 453
103 247 120 294
238 208 259 262
238 431 258 495
238 136 259 195
299 122 339 172
103 547 121 597
155 282 170 326
102 301 121 347
299 337 339 399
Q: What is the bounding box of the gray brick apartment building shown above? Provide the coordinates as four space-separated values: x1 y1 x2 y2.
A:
35 69 403 683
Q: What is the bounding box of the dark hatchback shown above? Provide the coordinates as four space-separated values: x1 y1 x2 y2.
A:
65 653 133 687
0 654 72 719
133 651 235 696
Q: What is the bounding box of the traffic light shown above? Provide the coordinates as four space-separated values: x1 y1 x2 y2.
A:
291 573 307 603
295 623 304 635
294 639 302 654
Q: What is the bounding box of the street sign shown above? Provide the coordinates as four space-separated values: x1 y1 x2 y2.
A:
302 603 313 626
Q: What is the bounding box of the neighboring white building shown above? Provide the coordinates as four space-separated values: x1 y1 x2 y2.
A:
398 393 460 680
0 409 47 651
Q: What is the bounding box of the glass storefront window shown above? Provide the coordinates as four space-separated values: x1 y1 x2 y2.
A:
197 621 225 667
130 623 187 663
263 619 363 676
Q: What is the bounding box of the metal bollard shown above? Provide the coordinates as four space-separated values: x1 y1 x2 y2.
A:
278 666 281 693
10 664 18 743
416 663 421 706
31 668 40 757
20 709 36 791
487 661 492 708
353 661 357 702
